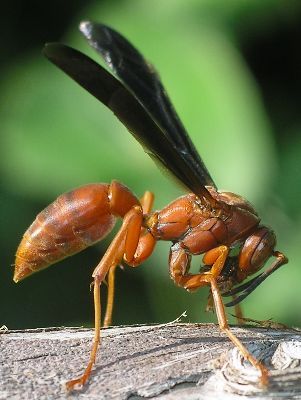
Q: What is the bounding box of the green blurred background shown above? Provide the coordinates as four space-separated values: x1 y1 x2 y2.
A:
1 0 300 330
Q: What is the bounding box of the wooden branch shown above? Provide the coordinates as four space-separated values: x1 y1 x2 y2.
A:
1 323 301 399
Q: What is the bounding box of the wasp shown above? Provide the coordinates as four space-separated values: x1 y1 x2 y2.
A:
14 21 288 389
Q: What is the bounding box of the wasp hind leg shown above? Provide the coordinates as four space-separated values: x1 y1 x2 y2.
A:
103 190 155 328
66 191 157 390
66 205 144 390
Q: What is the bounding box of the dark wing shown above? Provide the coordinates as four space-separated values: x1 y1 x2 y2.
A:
43 22 216 200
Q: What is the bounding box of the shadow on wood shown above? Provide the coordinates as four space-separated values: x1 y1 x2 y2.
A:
1 323 301 399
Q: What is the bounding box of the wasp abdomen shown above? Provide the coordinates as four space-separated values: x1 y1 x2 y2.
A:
14 182 139 282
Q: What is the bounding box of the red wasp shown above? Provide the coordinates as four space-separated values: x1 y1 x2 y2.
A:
14 21 288 389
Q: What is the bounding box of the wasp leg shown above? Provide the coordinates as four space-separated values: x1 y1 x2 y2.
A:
203 246 245 324
103 264 117 327
169 244 269 387
233 298 244 325
103 191 155 327
207 276 268 386
202 245 229 276
66 275 102 390
66 205 144 390
206 292 244 325
169 244 229 289
140 190 154 215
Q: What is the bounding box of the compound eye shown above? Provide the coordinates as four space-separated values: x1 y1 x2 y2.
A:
239 227 276 276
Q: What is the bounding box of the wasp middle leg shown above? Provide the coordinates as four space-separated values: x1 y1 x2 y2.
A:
169 244 269 386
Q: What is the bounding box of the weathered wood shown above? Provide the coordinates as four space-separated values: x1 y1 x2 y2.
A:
1 323 301 399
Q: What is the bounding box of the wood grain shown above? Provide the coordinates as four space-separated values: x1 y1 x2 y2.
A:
1 323 301 399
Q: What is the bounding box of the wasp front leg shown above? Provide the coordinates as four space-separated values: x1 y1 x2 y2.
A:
169 244 269 386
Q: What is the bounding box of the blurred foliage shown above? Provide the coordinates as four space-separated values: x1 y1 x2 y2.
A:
1 0 300 330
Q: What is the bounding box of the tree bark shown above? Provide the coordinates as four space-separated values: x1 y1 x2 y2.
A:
1 323 301 399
